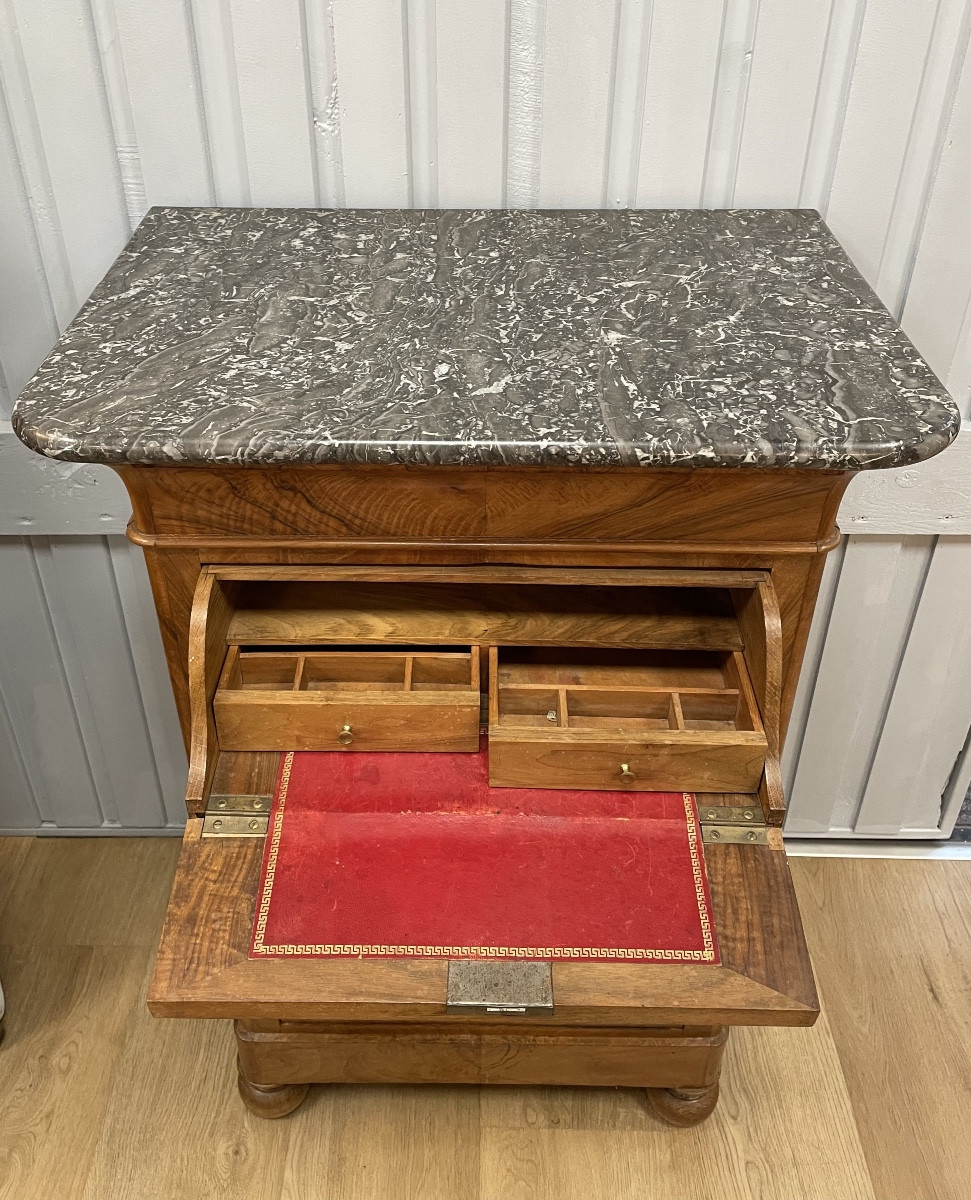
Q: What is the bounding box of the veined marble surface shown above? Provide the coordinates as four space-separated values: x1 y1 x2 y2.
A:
12 208 959 470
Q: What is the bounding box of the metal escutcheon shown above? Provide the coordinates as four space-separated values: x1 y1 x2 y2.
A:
620 762 635 782
337 723 354 746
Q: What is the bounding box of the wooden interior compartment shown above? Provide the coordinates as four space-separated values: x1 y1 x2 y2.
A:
214 644 480 754
226 580 745 651
488 647 767 793
187 567 785 822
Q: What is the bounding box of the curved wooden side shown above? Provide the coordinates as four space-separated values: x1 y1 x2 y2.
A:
186 571 236 815
733 578 786 824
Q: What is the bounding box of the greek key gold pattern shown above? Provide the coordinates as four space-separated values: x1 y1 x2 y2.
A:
251 758 717 963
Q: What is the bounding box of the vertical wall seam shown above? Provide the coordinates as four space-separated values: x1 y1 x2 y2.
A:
812 0 868 216
28 536 104 824
0 663 42 826
181 0 218 202
797 0 839 209
506 0 546 208
404 0 438 208
700 0 763 208
296 0 321 208
890 0 971 321
599 0 623 207
698 0 730 207
303 0 345 208
0 84 59 359
77 0 130 230
851 534 939 829
944 292 971 418
189 0 250 205
87 0 146 228
727 0 761 206
603 0 653 209
500 0 513 206
0 0 79 324
400 0 415 207
219 0 250 205
104 534 168 824
784 535 847 807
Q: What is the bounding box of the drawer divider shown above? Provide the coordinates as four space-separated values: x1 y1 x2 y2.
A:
293 655 307 691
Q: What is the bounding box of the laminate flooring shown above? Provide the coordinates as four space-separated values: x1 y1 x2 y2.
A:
0 837 967 1200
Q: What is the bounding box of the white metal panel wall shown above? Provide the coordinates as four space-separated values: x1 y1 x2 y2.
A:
0 531 186 833
1 0 971 834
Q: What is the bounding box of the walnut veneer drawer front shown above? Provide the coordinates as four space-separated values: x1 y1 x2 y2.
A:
487 647 767 792
214 646 480 752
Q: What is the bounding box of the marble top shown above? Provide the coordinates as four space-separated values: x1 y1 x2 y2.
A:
12 207 959 470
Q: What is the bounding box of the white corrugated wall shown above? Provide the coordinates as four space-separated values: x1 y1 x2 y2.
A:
1 0 970 835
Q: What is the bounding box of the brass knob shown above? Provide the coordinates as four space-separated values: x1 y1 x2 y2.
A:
337 724 354 746
620 762 635 783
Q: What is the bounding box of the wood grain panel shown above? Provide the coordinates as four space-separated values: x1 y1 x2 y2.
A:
140 545 202 752
147 817 817 1027
227 580 745 652
215 689 480 753
117 465 848 545
488 733 766 794
235 1020 728 1089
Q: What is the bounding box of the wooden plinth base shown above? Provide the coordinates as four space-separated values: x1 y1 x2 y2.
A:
234 1019 728 1124
646 1082 721 1125
237 1058 310 1118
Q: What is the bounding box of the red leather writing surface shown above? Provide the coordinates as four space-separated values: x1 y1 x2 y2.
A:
251 744 718 963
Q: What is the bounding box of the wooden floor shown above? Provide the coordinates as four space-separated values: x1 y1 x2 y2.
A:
0 838 967 1200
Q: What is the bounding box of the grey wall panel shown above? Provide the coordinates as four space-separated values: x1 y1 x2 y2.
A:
106 538 187 826
0 538 104 827
0 536 186 832
0 671 42 831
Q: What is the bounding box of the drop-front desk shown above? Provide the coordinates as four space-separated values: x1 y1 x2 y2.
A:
13 209 957 1124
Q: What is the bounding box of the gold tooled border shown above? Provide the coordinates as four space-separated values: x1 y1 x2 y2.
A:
251 751 717 962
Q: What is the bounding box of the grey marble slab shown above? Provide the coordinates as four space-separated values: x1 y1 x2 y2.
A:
12 208 959 470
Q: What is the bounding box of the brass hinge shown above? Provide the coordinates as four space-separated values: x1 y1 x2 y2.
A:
202 793 271 838
699 803 768 845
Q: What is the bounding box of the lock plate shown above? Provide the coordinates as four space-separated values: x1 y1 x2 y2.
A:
446 961 554 1015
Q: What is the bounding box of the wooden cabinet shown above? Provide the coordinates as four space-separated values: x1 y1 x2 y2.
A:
115 464 852 1126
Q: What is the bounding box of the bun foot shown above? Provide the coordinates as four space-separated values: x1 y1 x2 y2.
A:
646 1081 719 1126
237 1060 309 1118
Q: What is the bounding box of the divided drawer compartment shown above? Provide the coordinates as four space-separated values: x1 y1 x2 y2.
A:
487 647 767 792
214 645 480 752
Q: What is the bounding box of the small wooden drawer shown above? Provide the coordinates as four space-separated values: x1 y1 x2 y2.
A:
488 647 767 792
214 646 480 752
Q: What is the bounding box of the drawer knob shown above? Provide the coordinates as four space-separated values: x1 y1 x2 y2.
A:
337 723 354 746
620 762 635 783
